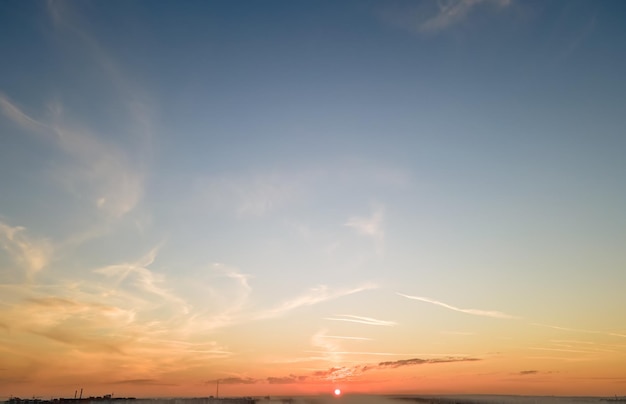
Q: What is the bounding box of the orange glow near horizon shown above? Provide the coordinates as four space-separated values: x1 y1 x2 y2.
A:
2 316 626 398
3 353 626 399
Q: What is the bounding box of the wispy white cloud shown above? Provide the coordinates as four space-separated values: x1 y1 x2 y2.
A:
310 329 343 364
305 350 471 357
548 341 616 354
94 246 190 314
0 94 46 133
537 324 606 335
531 323 600 334
525 356 599 363
1 0 152 222
0 221 53 279
0 281 234 385
196 161 409 219
398 292 516 319
196 170 315 217
305 350 399 357
345 204 385 256
319 335 373 341
324 314 396 327
256 283 377 319
442 331 477 336
46 0 148 105
550 339 597 345
212 263 252 300
0 285 137 355
532 323 626 339
345 205 384 238
265 355 331 364
0 93 145 219
420 0 511 33
181 263 253 332
528 347 599 354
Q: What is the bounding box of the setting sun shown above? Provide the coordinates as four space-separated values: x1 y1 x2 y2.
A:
334 389 342 396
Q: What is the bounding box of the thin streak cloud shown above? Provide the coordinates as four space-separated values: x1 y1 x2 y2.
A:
397 293 516 319
0 94 47 132
305 350 407 356
420 0 511 33
324 314 396 326
257 283 377 319
320 335 373 341
529 347 597 354
532 323 626 339
532 323 600 333
305 350 471 357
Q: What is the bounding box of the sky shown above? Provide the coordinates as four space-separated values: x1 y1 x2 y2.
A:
1 0 626 399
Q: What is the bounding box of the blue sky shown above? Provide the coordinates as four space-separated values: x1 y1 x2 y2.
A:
1 0 626 397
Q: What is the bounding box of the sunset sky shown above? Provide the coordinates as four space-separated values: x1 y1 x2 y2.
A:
1 0 626 399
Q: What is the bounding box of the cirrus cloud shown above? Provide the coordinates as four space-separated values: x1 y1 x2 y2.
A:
397 292 517 319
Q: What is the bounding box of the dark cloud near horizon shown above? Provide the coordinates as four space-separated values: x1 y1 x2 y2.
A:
312 367 344 377
375 357 481 369
267 374 308 384
111 379 177 386
0 376 30 385
207 356 482 385
519 370 539 375
206 377 259 384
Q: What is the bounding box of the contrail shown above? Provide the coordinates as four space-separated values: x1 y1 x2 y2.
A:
397 293 516 319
